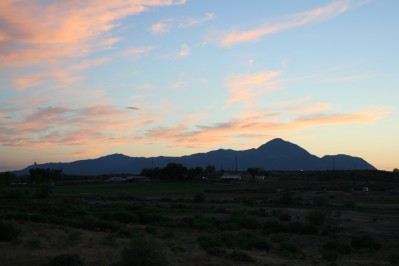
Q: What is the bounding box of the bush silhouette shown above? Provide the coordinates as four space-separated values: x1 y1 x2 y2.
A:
119 238 168 266
0 221 19 242
43 253 83 266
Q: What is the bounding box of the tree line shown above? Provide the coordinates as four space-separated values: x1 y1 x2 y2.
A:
140 163 218 180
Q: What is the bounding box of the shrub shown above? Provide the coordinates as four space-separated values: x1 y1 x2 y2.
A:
36 184 53 199
307 209 326 227
322 241 351 255
312 197 329 207
279 192 295 205
27 238 42 250
43 253 83 266
344 201 356 208
3 187 30 199
194 192 206 203
0 221 19 242
120 238 168 266
228 250 256 263
322 250 340 262
279 213 292 222
277 242 305 259
351 235 381 250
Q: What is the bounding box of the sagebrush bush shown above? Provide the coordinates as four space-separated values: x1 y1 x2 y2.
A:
119 238 168 266
307 209 326 226
351 235 381 250
43 253 83 266
0 221 19 242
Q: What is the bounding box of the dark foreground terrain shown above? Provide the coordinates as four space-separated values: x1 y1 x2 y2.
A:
1 171 398 265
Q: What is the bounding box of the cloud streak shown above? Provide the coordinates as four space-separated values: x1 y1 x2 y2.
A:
143 107 386 149
0 104 154 148
213 0 367 47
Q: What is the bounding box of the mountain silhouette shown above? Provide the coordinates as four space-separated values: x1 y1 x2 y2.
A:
15 138 376 175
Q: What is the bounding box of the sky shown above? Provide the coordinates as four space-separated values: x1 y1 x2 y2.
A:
0 0 398 172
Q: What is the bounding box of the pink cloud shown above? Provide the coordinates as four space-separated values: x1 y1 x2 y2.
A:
123 46 158 55
71 149 104 158
213 0 367 47
0 104 155 148
226 71 282 106
141 106 386 149
178 43 190 57
0 0 186 67
14 57 109 90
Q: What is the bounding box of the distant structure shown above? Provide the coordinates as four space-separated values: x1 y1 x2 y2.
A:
220 172 241 181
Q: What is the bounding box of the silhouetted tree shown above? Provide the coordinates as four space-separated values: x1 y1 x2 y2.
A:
29 168 62 198
0 172 16 187
205 165 216 174
188 167 203 179
247 168 261 178
164 163 187 180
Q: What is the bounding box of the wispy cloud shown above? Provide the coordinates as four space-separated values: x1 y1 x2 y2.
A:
0 104 154 147
178 13 215 28
71 149 104 158
211 0 368 47
170 81 186 89
123 45 158 56
150 12 215 34
178 44 191 57
150 22 170 34
126 106 140 110
143 107 386 149
14 57 110 90
322 73 383 83
226 71 282 106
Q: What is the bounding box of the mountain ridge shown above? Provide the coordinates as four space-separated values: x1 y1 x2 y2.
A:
14 138 376 175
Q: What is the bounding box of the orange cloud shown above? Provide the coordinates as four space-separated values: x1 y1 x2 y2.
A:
14 58 109 90
141 106 386 149
0 104 155 148
0 0 187 67
290 103 331 113
213 0 366 47
226 71 282 106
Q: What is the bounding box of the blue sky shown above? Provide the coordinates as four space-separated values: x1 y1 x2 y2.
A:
0 0 398 171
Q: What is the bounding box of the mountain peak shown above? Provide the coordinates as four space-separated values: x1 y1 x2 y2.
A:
257 138 311 157
258 138 291 149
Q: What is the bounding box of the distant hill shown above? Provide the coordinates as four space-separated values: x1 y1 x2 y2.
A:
14 138 376 175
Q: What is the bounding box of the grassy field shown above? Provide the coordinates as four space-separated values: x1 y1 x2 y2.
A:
0 171 398 265
54 181 224 196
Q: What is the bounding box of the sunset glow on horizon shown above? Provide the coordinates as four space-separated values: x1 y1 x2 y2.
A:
1 0 398 172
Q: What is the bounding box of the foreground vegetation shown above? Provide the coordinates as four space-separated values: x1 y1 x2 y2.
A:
0 170 398 265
